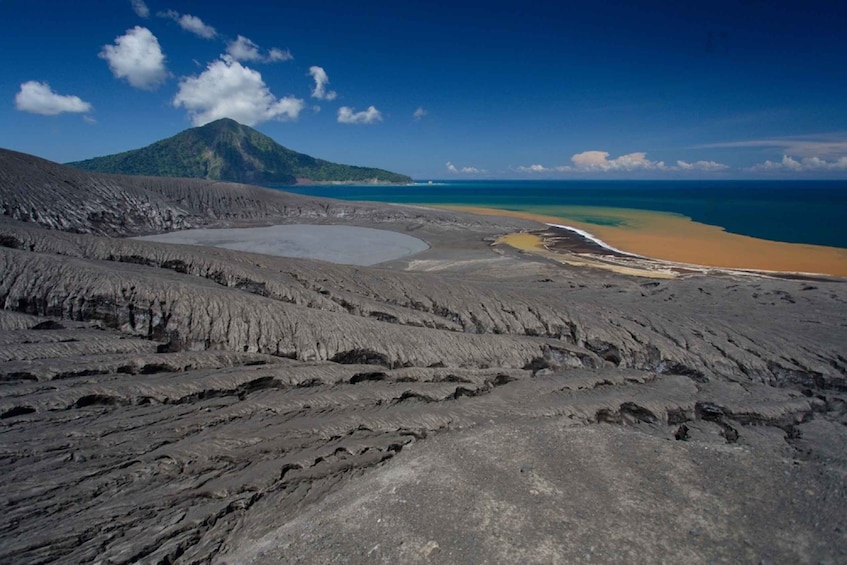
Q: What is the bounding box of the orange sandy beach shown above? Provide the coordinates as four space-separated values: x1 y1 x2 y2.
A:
442 205 847 278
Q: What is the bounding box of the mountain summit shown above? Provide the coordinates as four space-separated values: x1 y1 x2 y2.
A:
67 118 411 185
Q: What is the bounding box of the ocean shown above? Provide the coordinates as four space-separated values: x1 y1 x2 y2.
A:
273 180 847 250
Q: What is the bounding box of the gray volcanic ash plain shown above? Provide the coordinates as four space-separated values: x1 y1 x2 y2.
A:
1 148 846 564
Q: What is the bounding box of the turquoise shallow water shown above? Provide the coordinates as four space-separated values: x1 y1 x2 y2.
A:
271 180 847 249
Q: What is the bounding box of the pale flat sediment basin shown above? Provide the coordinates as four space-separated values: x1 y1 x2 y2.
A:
135 225 430 266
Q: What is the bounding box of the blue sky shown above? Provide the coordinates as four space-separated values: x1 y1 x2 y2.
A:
2 0 846 179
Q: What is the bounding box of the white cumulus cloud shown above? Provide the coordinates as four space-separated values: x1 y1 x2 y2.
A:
570 151 666 171
413 107 427 120
14 81 92 115
173 57 304 126
226 35 262 62
676 159 729 171
516 164 554 173
338 106 382 125
751 155 847 172
99 26 168 90
517 152 730 174
159 10 216 39
446 161 481 174
226 36 292 63
268 48 293 62
308 66 337 100
131 0 149 18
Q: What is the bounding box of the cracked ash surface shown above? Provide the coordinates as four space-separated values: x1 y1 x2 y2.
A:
0 148 845 563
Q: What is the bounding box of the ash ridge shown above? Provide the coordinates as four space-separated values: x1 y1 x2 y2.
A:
0 150 845 564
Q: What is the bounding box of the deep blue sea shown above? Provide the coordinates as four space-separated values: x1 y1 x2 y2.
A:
272 180 847 249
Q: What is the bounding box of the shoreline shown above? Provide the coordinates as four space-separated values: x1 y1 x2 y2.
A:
544 222 644 258
438 205 847 278
292 178 410 186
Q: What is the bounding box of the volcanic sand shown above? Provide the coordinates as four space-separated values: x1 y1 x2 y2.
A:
440 205 847 277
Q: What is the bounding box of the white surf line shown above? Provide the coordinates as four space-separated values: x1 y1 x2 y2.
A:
544 223 646 259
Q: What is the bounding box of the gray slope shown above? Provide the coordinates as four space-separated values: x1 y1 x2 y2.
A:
0 148 534 236
1 150 846 563
230 419 845 565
